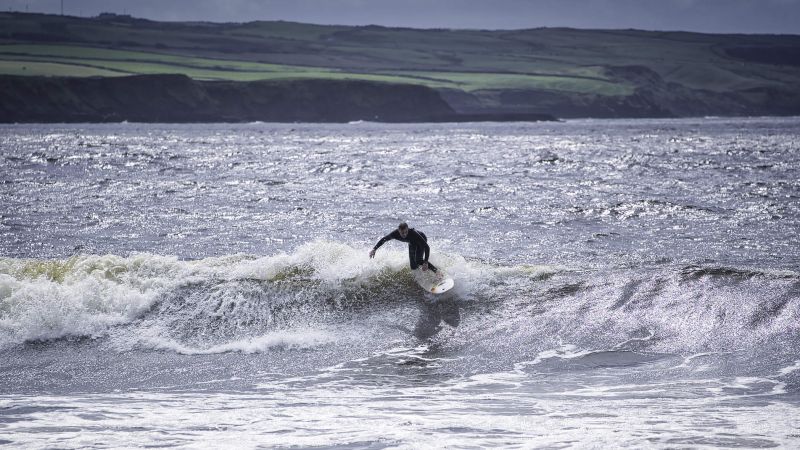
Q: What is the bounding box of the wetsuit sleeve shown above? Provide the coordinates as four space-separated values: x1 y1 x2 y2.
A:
409 230 430 262
373 230 400 251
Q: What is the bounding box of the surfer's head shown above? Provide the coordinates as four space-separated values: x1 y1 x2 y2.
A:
398 222 409 238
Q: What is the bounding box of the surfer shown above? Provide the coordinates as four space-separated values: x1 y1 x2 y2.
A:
369 222 439 273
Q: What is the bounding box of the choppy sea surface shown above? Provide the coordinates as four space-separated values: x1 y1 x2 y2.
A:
1 118 799 448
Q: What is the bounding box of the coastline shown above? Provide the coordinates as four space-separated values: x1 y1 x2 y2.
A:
0 74 556 124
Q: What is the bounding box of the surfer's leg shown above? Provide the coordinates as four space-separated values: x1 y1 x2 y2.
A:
411 244 437 272
408 244 419 270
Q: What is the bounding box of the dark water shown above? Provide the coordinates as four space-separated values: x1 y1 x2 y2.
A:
1 118 799 448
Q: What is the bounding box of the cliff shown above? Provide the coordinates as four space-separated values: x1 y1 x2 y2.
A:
0 74 554 123
441 65 800 118
5 13 798 119
0 74 469 123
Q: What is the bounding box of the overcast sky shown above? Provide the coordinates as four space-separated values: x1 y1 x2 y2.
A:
5 0 800 34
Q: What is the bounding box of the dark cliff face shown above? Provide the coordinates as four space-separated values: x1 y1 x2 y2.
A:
0 74 462 123
441 65 800 119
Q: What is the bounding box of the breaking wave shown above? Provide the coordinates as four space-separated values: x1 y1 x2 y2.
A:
0 241 511 351
1 241 798 359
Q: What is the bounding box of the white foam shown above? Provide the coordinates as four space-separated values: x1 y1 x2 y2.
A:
0 254 187 347
231 240 408 284
612 331 656 350
778 360 800 376
0 252 285 347
674 352 732 370
514 344 594 371
138 329 336 355
0 241 555 348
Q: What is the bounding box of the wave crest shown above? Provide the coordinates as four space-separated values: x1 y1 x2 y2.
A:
0 242 498 349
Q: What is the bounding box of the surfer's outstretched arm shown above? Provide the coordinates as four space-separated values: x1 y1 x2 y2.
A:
369 230 400 258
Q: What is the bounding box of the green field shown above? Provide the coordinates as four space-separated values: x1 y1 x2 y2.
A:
2 12 799 115
0 42 631 93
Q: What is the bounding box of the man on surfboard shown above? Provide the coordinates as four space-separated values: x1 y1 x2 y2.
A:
369 222 439 273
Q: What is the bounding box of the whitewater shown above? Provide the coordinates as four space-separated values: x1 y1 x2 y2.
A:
1 118 799 448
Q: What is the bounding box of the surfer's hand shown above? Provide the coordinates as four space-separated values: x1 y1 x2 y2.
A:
369 249 375 259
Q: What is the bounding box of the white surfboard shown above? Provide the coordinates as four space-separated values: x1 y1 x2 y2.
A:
413 269 455 294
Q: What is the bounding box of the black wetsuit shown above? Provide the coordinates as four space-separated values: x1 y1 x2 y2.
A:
373 228 438 272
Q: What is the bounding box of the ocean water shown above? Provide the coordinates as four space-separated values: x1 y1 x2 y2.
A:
1 118 799 448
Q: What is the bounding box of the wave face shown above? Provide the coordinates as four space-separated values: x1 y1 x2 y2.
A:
0 242 406 350
2 242 798 372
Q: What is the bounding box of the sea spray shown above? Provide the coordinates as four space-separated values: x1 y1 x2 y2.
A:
3 246 798 358
0 243 486 350
0 254 187 346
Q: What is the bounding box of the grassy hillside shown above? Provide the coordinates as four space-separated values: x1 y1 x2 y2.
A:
2 12 800 117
